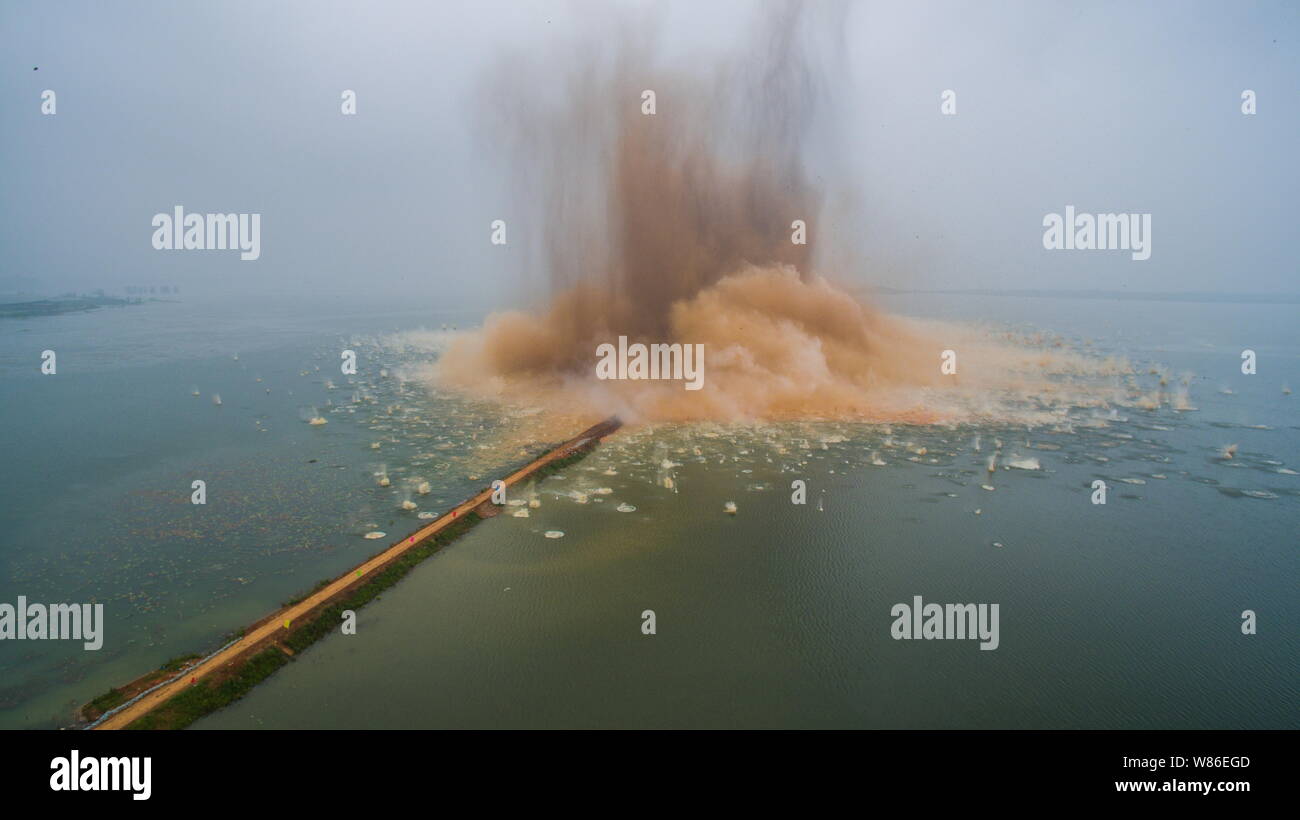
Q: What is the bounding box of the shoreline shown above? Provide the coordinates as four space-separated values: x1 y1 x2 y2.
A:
83 416 622 730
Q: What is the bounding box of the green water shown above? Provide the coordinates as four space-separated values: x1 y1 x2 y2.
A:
195 330 1299 729
2 295 1295 729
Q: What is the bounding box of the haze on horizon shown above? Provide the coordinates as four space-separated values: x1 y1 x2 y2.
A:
2 0 1297 309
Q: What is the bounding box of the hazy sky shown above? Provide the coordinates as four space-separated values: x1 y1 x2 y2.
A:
2 0 1297 307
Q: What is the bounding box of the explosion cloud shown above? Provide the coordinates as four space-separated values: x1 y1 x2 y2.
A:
435 3 1131 427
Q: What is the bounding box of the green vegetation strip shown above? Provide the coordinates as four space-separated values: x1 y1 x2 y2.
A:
86 688 128 717
125 649 290 731
113 436 602 730
123 512 484 730
82 652 205 721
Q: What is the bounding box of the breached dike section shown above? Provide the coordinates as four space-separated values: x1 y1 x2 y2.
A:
83 417 622 730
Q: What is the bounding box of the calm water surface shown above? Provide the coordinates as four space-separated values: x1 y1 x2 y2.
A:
1 294 1295 728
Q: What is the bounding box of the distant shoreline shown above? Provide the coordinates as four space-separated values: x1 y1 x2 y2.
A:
0 297 172 319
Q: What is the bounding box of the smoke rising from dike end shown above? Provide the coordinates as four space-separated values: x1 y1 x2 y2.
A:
436 5 1127 426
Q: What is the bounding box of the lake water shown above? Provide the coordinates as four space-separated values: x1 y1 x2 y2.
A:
1 293 1295 728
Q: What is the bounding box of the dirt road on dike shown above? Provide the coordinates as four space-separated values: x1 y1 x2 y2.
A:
93 417 620 730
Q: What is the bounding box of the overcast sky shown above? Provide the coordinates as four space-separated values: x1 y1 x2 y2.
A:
2 0 1297 307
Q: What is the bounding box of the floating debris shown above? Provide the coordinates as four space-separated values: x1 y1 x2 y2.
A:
723 501 737 515
511 509 530 518
417 512 437 520
363 531 386 540
1006 457 1041 470
544 530 565 539
400 500 417 511
616 503 637 513
308 417 327 426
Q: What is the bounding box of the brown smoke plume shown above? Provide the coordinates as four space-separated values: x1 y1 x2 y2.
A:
435 3 1126 427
